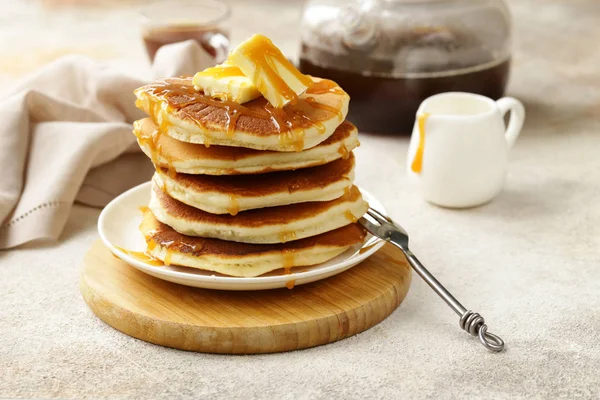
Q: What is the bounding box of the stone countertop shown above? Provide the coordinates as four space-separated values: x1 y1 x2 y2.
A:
1 0 599 398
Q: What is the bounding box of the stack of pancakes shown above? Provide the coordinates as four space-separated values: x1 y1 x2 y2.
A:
132 76 368 277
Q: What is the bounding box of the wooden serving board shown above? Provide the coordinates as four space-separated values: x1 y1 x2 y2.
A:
80 240 411 354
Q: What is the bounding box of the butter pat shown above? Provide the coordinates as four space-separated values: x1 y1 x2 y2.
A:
192 63 261 104
228 34 313 108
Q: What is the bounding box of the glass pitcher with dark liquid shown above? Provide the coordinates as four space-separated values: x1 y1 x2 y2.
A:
299 0 512 134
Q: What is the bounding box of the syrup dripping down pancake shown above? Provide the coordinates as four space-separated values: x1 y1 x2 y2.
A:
134 77 349 152
134 118 359 175
149 182 368 244
152 153 355 215
140 210 366 277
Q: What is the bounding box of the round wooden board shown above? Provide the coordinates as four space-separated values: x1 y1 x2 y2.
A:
80 240 411 354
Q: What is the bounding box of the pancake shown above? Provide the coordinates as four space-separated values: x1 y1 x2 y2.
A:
153 153 355 215
149 182 368 244
140 210 366 277
134 118 359 175
134 77 349 152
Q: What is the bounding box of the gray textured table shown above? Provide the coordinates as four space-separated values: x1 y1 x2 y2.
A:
1 1 599 398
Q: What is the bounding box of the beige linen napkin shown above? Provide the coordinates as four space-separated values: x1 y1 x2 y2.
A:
0 40 214 249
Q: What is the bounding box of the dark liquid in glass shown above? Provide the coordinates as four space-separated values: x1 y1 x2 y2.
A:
299 50 510 134
143 25 229 62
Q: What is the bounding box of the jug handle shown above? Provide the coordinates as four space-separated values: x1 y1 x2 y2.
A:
496 97 525 149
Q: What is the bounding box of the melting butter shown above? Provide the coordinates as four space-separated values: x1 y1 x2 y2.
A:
192 63 261 104
228 34 313 108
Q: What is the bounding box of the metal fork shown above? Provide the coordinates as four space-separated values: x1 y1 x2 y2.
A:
360 207 505 352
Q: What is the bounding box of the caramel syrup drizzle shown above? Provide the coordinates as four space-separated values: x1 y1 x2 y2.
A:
279 231 297 243
358 241 379 255
196 65 245 136
305 96 342 120
147 238 157 252
273 108 310 151
338 143 349 159
286 280 296 290
344 210 358 223
143 79 343 152
163 251 173 266
146 231 204 256
303 79 345 137
114 245 164 266
226 108 240 138
133 118 177 173
306 79 344 95
147 81 257 149
411 112 430 173
265 105 307 151
282 250 295 275
196 64 245 80
141 232 181 266
228 195 240 216
159 176 168 193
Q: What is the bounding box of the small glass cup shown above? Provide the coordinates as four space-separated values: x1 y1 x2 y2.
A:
141 0 230 63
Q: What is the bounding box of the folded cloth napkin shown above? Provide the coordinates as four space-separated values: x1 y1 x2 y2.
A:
0 40 214 249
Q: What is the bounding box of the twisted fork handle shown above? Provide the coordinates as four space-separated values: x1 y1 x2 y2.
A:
403 249 505 352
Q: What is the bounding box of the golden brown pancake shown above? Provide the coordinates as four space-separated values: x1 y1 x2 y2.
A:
134 118 359 175
153 153 355 214
149 183 368 243
134 77 349 151
140 210 366 277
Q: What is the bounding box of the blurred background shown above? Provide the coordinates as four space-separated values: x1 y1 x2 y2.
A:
2 0 598 135
0 0 301 87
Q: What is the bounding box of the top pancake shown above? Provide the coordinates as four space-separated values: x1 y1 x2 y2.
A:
134 77 349 152
133 118 359 175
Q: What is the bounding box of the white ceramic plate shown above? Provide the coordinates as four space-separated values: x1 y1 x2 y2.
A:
98 182 385 290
